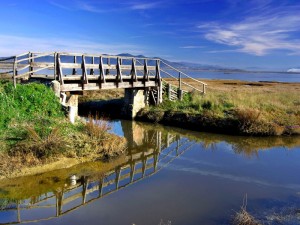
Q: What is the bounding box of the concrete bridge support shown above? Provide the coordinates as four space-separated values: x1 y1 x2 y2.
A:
123 89 148 119
51 81 78 123
65 95 78 124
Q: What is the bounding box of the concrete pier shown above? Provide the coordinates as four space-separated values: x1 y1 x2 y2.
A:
51 81 78 123
123 89 148 119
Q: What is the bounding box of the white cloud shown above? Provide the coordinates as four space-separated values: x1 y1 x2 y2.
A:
0 35 145 56
128 1 162 10
199 5 300 56
180 46 204 49
48 1 73 11
48 0 163 13
77 2 106 13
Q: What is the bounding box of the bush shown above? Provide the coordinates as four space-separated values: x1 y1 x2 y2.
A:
0 81 63 131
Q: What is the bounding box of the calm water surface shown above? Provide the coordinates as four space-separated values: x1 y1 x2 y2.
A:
165 70 300 82
1 120 300 225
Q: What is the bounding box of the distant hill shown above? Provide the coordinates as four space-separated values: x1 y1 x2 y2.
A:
117 53 238 71
1 52 297 73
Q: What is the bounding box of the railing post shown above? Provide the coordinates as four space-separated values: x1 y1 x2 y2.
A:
54 52 57 80
57 53 64 85
167 83 171 100
106 58 110 75
81 55 88 85
115 168 121 190
144 59 149 81
29 52 34 78
99 56 105 85
17 200 20 223
156 60 163 104
130 162 135 182
131 58 137 83
82 177 89 204
72 56 77 75
90 56 94 75
116 57 123 84
178 89 183 101
99 178 103 197
13 56 17 88
179 72 182 90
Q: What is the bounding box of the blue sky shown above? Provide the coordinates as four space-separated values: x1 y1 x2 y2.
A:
1 0 300 69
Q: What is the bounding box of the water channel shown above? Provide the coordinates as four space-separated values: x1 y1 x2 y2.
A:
1 120 300 225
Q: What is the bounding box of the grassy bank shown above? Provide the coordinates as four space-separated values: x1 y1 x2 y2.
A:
135 79 300 136
79 79 300 136
0 81 126 178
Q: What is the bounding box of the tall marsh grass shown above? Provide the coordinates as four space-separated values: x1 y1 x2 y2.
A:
147 83 300 135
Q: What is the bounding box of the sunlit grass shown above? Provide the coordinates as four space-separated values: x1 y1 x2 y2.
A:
144 79 300 135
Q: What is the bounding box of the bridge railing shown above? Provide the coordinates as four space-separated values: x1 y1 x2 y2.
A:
0 52 207 100
160 60 207 94
0 52 163 91
55 53 161 91
0 55 18 80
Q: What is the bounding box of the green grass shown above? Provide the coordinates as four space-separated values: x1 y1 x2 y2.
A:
0 81 126 176
0 80 63 133
145 89 300 135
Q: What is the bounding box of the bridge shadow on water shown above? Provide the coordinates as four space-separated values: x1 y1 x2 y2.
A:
0 120 300 224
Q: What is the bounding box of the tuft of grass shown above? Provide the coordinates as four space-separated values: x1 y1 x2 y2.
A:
84 116 111 141
232 208 261 225
9 125 68 161
232 195 262 225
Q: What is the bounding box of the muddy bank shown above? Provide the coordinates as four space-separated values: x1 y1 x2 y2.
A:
135 110 300 136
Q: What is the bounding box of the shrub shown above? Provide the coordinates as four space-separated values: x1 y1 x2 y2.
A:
84 116 111 141
0 81 63 130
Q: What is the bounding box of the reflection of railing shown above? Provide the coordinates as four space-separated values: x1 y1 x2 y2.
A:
0 131 194 225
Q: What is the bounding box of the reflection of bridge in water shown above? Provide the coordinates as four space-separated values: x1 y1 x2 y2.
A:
1 122 195 224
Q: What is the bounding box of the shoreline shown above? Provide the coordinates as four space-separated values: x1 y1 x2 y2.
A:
79 79 300 137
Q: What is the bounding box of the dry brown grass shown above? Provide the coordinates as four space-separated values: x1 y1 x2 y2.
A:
232 195 262 225
84 116 111 140
233 208 261 225
158 78 300 135
1 118 127 178
80 116 126 160
10 126 67 161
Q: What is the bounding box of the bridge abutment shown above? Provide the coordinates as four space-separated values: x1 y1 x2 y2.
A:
51 81 78 123
123 89 148 119
65 95 78 124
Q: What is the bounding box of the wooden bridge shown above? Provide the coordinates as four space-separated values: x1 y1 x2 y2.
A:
0 52 207 118
0 128 195 224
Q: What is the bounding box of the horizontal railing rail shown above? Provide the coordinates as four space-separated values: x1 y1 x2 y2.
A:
160 60 207 94
0 52 207 102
